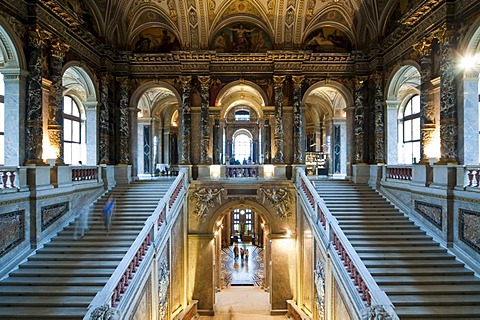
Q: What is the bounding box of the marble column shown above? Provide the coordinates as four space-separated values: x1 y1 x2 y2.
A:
460 70 480 164
179 76 192 165
264 116 272 164
213 117 220 164
292 75 304 164
84 101 98 165
130 106 139 177
273 76 286 163
373 71 386 164
438 26 459 164
3 71 27 166
98 73 112 164
198 76 211 164
24 27 45 165
48 39 69 165
386 101 399 164
354 77 367 164
414 39 436 163
118 77 130 164
220 119 226 164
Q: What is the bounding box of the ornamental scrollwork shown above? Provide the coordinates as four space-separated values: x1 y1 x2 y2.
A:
361 305 393 320
89 304 121 320
158 258 170 320
314 259 326 319
191 187 226 220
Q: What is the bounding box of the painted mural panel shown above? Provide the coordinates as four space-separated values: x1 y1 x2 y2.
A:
41 202 69 231
304 27 352 53
210 23 272 53
459 209 480 254
0 210 25 257
132 28 181 53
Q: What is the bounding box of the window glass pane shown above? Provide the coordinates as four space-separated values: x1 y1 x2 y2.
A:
64 143 72 165
64 96 72 114
71 143 81 164
0 73 4 96
412 141 421 164
403 143 412 164
72 121 80 142
411 95 421 114
0 102 4 132
0 135 4 165
71 99 80 117
234 134 251 162
404 102 412 116
412 118 421 140
64 119 72 141
404 120 412 141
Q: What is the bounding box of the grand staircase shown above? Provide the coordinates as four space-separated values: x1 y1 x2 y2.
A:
0 180 173 319
312 180 480 319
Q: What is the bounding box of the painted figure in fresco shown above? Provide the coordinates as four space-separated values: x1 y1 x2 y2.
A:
229 24 254 51
134 34 151 52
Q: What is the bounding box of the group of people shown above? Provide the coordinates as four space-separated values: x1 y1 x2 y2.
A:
73 194 116 239
233 245 250 260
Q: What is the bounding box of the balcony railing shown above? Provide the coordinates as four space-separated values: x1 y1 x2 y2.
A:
225 165 259 178
386 165 412 181
0 167 18 189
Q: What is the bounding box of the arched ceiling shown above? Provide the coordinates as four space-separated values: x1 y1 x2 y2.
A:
80 0 415 51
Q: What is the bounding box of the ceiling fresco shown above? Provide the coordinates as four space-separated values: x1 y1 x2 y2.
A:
75 0 422 52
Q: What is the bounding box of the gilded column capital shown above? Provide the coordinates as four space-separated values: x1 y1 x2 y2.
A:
413 37 433 57
198 75 210 88
273 75 286 88
180 75 192 87
292 75 304 88
50 39 70 58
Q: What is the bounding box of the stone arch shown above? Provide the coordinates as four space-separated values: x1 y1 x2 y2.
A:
216 80 267 118
0 21 26 165
130 81 181 108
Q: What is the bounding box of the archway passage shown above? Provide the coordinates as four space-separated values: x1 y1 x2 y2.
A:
218 207 266 287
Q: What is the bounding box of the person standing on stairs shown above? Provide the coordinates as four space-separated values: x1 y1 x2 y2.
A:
102 195 116 235
74 204 92 240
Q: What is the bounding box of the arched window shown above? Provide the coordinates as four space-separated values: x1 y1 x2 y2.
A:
400 95 421 164
0 73 4 165
63 95 82 164
235 109 250 121
234 133 251 163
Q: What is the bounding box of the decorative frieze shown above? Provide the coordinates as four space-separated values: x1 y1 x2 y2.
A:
414 200 442 229
41 202 69 231
0 210 25 257
459 209 480 254
259 187 291 219
191 187 225 220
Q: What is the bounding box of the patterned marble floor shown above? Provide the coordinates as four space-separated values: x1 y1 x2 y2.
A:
221 244 264 287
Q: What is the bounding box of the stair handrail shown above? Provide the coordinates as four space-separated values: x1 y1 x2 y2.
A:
84 169 189 319
295 168 398 319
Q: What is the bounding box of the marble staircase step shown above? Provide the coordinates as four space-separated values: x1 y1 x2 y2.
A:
0 296 91 307
12 267 114 277
390 294 480 306
368 266 473 276
0 277 107 286
357 252 455 260
392 305 480 319
355 246 445 253
0 306 87 319
0 285 102 295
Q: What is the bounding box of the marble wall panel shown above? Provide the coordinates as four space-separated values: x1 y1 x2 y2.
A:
0 210 25 257
171 213 184 313
301 215 313 314
333 280 353 320
131 275 152 320
270 237 295 311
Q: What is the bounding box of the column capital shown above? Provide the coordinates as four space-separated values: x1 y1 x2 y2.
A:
413 37 433 57
197 75 211 88
292 75 304 87
180 75 192 87
50 39 70 58
273 75 286 88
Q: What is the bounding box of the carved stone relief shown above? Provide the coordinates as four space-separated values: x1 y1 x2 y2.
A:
157 257 170 320
191 187 226 220
259 187 291 219
314 259 325 319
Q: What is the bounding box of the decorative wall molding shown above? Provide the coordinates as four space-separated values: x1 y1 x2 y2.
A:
459 209 480 254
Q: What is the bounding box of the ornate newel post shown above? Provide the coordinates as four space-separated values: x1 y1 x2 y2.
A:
198 76 211 164
354 77 366 164
373 71 385 164
438 25 459 164
99 73 112 164
24 27 45 165
179 76 192 165
292 75 304 164
48 39 69 165
118 77 130 164
273 75 285 163
414 38 436 163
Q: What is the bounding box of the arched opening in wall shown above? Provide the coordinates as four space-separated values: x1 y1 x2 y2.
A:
217 81 266 165
135 84 179 177
215 205 267 288
0 24 23 166
303 85 348 177
62 65 97 165
386 65 421 164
